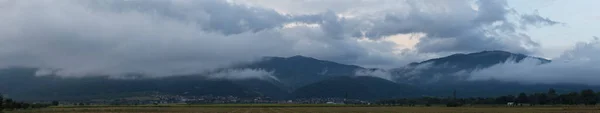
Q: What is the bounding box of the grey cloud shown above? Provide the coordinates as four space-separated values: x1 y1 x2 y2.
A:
231 0 559 56
415 33 504 53
230 0 410 15
206 69 278 81
292 11 347 39
88 0 290 35
0 0 561 77
235 0 555 63
0 0 285 76
355 69 393 81
520 11 562 29
359 0 540 54
354 0 538 53
196 0 290 34
0 0 416 76
363 0 477 39
472 0 509 24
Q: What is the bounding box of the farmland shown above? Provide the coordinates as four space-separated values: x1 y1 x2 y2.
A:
6 105 600 113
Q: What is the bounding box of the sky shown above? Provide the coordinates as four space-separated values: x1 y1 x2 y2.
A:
0 0 597 77
508 0 600 58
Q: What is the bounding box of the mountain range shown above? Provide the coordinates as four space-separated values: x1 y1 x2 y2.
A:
0 50 597 101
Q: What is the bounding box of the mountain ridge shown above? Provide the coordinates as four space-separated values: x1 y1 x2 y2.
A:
393 50 552 83
409 50 550 67
2 50 597 101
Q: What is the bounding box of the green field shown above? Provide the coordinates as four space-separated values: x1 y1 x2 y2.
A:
4 104 600 113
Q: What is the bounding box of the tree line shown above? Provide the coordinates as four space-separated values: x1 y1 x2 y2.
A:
376 88 600 106
0 94 55 112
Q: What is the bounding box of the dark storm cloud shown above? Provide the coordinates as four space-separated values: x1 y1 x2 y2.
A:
360 0 545 54
472 0 510 24
0 0 411 77
291 11 347 39
88 0 291 35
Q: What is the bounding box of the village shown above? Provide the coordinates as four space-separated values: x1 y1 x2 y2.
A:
55 94 370 106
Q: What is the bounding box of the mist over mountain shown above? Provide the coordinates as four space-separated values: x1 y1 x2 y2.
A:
0 67 287 101
1 50 598 101
234 55 365 89
469 39 600 85
390 50 551 84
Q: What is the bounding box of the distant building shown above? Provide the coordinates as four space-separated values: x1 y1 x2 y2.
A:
507 102 515 106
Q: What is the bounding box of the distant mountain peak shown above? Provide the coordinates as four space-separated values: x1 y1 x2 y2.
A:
410 50 548 66
261 55 317 61
289 55 310 58
478 50 514 54
470 50 524 56
396 50 551 83
240 55 365 90
287 55 318 60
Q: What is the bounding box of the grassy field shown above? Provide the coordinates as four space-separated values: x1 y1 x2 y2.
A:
6 104 600 113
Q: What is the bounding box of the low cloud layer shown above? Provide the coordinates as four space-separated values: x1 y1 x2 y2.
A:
0 0 560 77
470 38 600 85
206 69 278 81
355 69 393 81
520 11 563 29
